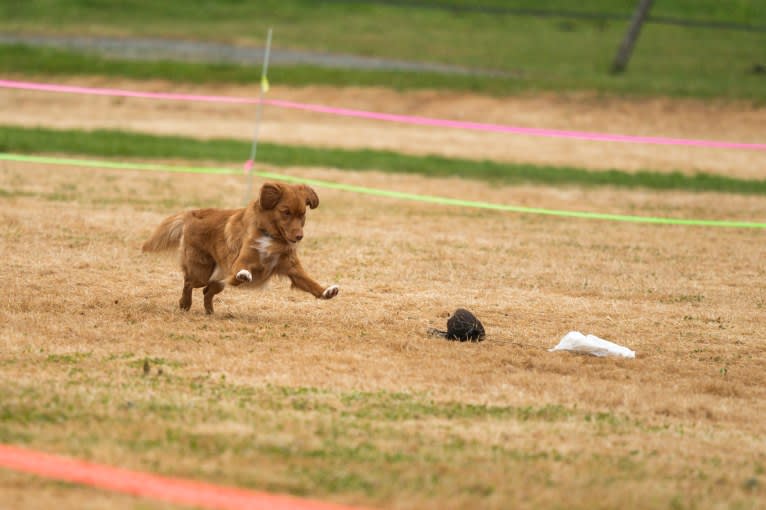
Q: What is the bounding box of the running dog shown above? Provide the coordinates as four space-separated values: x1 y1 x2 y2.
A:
142 182 339 314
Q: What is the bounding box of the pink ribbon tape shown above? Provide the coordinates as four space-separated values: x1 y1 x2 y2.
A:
1 79 763 151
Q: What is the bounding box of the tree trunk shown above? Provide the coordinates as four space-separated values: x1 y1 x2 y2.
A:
611 0 654 73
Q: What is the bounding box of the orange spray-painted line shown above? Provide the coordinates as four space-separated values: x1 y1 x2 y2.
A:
0 444 371 510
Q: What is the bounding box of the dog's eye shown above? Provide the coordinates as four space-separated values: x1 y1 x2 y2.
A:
282 210 292 218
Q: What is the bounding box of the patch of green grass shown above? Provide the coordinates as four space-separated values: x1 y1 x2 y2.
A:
1 0 765 100
386 0 766 27
45 352 92 364
126 357 185 369
5 0 766 31
0 387 74 425
167 332 201 343
0 187 35 199
3 125 766 195
341 390 572 421
666 294 706 304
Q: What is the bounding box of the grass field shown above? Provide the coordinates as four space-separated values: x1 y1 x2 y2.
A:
2 1 766 509
2 160 766 509
2 1 766 100
2 107 765 507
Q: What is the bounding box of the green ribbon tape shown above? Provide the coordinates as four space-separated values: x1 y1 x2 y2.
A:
1 152 764 229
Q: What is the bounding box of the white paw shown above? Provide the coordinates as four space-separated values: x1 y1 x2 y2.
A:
236 269 253 282
321 285 339 300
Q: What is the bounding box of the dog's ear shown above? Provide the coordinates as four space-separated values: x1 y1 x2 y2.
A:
259 183 282 210
301 185 319 209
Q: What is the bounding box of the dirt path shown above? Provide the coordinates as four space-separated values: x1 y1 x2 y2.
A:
2 76 765 177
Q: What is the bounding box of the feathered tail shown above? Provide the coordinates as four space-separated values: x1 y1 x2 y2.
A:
142 212 185 252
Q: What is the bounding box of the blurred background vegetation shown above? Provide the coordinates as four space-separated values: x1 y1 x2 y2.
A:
1 0 764 100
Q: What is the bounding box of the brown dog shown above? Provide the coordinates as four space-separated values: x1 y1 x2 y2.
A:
142 182 339 314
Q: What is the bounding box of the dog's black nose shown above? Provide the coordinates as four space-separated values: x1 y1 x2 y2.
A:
296 234 303 241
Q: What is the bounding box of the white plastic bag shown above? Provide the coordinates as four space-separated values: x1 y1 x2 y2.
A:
548 331 635 359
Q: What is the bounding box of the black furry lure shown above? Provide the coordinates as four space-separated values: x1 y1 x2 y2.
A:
429 308 485 342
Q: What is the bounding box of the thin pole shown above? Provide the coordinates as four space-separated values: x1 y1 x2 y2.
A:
611 0 653 73
243 27 273 205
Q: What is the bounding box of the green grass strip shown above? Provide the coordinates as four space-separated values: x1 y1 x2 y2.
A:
2 125 766 195
2 152 765 229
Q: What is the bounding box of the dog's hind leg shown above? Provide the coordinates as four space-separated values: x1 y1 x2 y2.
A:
179 278 194 311
203 280 225 315
179 252 215 312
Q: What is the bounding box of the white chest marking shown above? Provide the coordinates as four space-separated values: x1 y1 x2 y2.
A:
255 235 280 273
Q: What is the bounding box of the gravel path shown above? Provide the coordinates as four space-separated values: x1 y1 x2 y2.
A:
0 33 509 77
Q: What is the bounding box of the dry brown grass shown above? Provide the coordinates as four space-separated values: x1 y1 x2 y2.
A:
2 77 766 178
1 158 765 509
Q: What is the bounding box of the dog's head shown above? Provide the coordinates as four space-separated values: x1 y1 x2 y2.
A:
257 182 319 244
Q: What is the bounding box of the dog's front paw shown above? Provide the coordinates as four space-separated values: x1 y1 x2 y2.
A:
236 269 253 282
321 285 339 299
